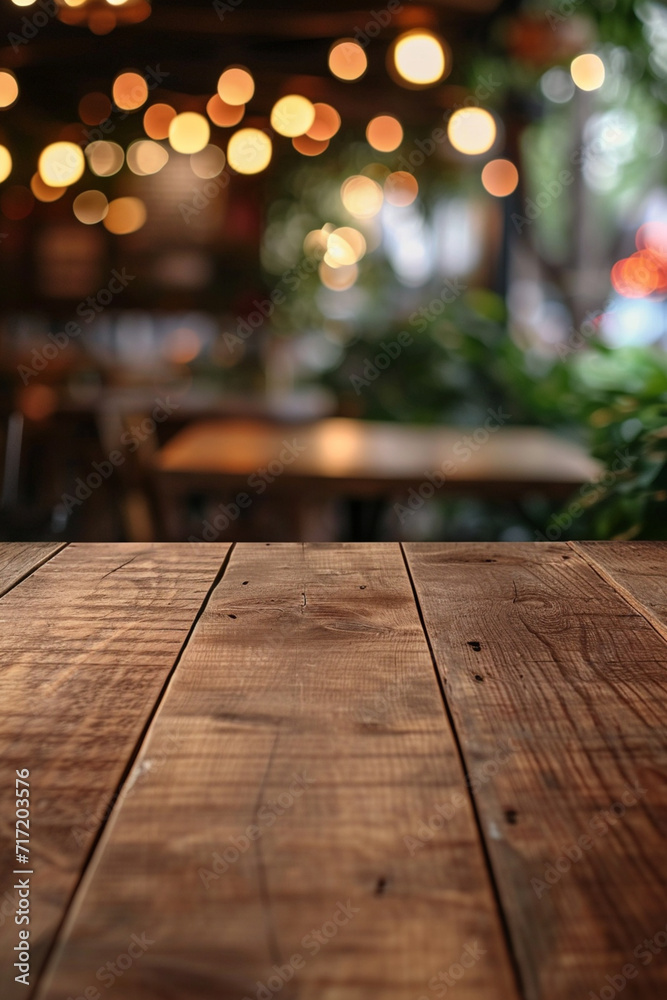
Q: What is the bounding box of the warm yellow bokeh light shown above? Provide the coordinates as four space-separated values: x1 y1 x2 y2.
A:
0 146 12 184
30 172 65 202
481 158 519 197
143 103 176 140
447 108 497 155
163 327 202 364
73 190 109 225
570 53 605 92
292 134 329 156
85 140 124 176
341 175 384 219
227 128 272 174
127 139 169 175
307 103 341 141
103 197 147 235
304 226 333 256
206 94 245 128
168 112 210 154
38 142 85 187
270 95 315 138
11 1 37 6
191 144 226 179
393 31 446 86
384 171 419 207
0 71 19 109
320 260 358 290
328 40 367 81
217 67 254 106
112 71 148 111
326 227 366 267
366 115 403 153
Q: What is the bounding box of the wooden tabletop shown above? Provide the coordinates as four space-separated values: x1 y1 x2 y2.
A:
1 542 666 1000
152 418 600 498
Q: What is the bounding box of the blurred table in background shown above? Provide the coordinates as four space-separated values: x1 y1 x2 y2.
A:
152 418 601 540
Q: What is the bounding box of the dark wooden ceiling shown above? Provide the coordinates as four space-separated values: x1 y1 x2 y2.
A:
0 0 516 130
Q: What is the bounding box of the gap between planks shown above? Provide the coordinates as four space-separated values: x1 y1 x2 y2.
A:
399 541 527 1000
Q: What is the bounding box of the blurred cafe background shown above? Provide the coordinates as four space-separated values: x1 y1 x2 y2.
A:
0 0 666 542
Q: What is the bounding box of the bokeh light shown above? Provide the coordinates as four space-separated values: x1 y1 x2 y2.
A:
481 158 519 197
307 103 341 141
384 171 419 207
73 190 109 225
190 144 226 178
366 115 403 152
320 260 358 290
227 128 272 174
447 108 497 155
341 175 384 218
206 94 245 128
112 71 148 111
570 54 605 92
217 68 254 106
292 134 329 156
270 95 315 137
78 92 112 125
0 146 12 184
169 112 210 154
127 140 169 175
0 71 19 109
163 327 202 364
326 227 366 267
143 103 176 140
328 41 367 81
38 142 85 187
30 173 66 202
636 222 667 257
103 197 147 234
392 31 446 86
85 140 124 176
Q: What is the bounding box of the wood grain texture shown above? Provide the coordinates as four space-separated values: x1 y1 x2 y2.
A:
404 542 667 1000
38 543 519 1000
0 543 65 599
572 541 667 641
0 542 230 1000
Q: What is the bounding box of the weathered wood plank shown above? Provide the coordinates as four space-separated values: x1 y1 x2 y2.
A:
404 542 667 1000
38 543 519 1000
0 543 66 599
572 541 667 642
0 542 230 1000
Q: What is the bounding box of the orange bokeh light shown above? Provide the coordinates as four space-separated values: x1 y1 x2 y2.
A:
143 103 177 140
307 103 341 142
611 251 667 299
206 94 245 128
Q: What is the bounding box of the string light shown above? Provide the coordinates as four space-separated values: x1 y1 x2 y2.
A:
38 142 85 187
391 31 446 87
169 113 210 154
227 128 272 174
570 54 605 92
270 95 315 137
447 108 496 155
329 41 367 81
218 68 254 106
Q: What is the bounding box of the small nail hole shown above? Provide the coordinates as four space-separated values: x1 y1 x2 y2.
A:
474 674 484 683
505 809 518 825
228 614 237 619
467 641 482 652
375 876 387 895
